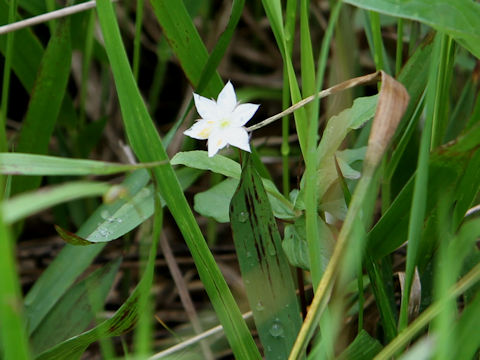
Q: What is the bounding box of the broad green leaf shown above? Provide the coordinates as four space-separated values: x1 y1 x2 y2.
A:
96 1 260 357
30 259 121 355
11 18 71 196
336 147 367 180
0 153 166 176
344 0 480 59
282 219 310 270
171 151 241 179
194 178 296 223
195 178 238 223
2 181 111 225
316 95 378 200
230 156 302 359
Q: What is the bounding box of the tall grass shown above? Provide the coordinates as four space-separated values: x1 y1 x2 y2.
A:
0 0 479 359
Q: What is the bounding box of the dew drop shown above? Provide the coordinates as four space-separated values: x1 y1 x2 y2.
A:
100 210 110 219
238 211 248 223
246 251 252 258
255 301 265 312
269 321 284 338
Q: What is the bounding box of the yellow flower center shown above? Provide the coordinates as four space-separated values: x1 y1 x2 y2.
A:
219 118 230 129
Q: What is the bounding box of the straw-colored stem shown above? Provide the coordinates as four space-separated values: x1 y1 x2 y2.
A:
0 0 118 35
247 72 380 132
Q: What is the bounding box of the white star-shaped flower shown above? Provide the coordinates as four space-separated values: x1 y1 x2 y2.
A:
184 81 260 157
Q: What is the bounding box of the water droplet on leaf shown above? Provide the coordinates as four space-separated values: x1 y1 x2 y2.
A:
269 321 284 338
238 211 248 222
255 301 265 311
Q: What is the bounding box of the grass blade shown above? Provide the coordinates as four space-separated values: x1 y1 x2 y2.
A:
149 0 223 97
11 17 71 196
95 1 261 357
3 181 111 224
0 153 166 176
0 195 31 359
30 259 121 355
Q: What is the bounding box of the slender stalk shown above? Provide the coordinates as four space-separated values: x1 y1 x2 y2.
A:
305 0 342 287
395 19 404 76
289 164 377 359
0 0 118 35
369 11 384 72
149 312 253 359
247 72 381 132
398 33 441 332
282 0 297 196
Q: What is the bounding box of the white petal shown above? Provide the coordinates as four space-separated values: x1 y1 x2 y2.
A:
184 120 215 140
193 93 218 120
223 127 251 152
231 103 260 127
216 81 237 114
208 130 228 157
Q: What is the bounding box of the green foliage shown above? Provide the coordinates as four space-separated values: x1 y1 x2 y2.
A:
1 0 480 359
230 156 302 359
11 18 71 195
343 0 480 58
95 0 260 357
30 259 121 355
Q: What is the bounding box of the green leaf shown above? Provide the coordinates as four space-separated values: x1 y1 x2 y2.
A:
24 168 199 335
0 153 166 176
30 259 121 355
453 291 480 359
149 0 223 97
35 227 158 360
0 204 31 359
11 18 71 195
343 0 480 59
0 0 43 91
316 95 378 200
368 122 480 260
336 329 383 360
2 181 111 225
175 151 296 221
282 220 310 270
336 147 367 180
95 1 260 357
54 225 96 246
230 156 302 359
195 177 296 223
171 151 241 178
195 178 238 223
